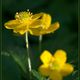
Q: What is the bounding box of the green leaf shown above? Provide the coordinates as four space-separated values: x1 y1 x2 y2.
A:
1 51 27 74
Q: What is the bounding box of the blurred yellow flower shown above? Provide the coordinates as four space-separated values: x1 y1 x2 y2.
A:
4 11 60 35
39 50 74 80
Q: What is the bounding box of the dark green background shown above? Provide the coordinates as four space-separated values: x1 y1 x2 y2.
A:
2 0 78 80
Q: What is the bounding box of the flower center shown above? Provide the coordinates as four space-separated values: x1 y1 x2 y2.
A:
15 11 33 24
49 61 61 71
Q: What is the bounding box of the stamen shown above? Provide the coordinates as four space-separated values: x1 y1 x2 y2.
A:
16 12 18 15
27 9 29 12
27 9 31 15
29 12 31 15
15 12 20 19
31 13 33 15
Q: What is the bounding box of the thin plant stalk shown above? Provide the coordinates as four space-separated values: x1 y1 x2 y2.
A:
25 32 32 79
39 35 42 53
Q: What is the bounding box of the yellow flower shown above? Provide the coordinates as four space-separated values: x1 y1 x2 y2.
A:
4 11 40 35
4 11 60 35
39 50 74 80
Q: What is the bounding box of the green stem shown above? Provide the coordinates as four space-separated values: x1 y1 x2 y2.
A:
25 32 32 79
39 35 42 53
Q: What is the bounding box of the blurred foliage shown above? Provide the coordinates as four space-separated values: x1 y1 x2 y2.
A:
2 0 78 80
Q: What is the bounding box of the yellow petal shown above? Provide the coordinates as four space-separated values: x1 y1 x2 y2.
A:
13 29 26 35
4 20 20 29
13 24 28 35
29 20 42 28
60 63 74 76
49 70 63 80
39 64 50 76
47 22 60 33
14 23 27 30
32 13 43 20
31 13 51 29
41 13 51 29
13 29 27 35
29 27 42 36
40 22 60 34
40 50 52 64
54 50 67 67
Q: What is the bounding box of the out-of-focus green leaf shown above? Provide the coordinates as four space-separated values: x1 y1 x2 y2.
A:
1 51 27 74
2 52 21 80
